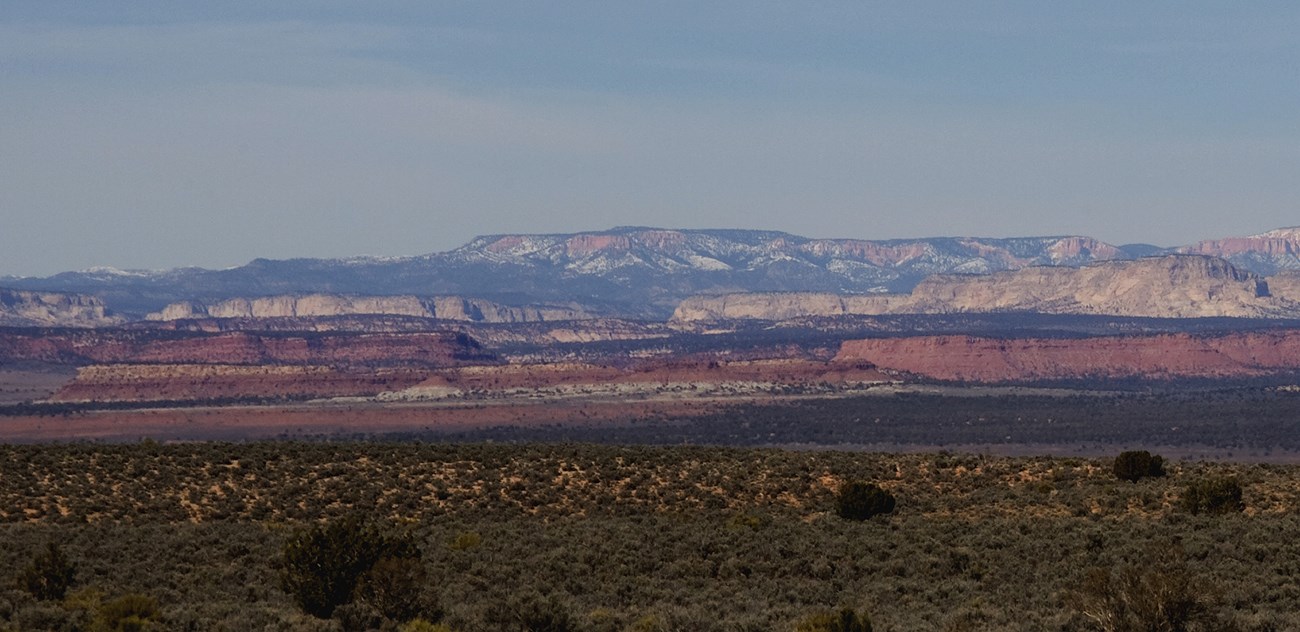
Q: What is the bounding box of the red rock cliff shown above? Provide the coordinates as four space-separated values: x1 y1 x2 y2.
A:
0 330 489 368
835 330 1300 381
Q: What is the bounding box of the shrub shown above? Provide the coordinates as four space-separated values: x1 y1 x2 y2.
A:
726 511 769 531
280 516 419 619
835 481 896 521
400 621 454 632
795 608 873 632
1181 477 1245 515
17 542 77 601
1112 451 1166 483
490 593 578 632
1070 561 1206 632
95 593 161 632
354 554 439 624
449 531 482 551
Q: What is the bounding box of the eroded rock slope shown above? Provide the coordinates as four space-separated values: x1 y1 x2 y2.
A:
674 255 1300 322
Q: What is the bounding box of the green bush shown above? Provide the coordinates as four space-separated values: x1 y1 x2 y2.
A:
1112 451 1166 483
95 593 161 632
795 608 873 632
280 516 419 619
448 531 482 551
835 481 896 521
17 542 77 601
1181 477 1245 515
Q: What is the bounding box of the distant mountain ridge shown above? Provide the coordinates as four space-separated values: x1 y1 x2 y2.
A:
5 225 1300 320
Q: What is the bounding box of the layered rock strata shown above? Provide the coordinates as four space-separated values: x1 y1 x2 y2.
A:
0 330 489 368
147 294 590 323
673 255 1300 322
0 289 122 327
50 364 430 402
835 330 1300 382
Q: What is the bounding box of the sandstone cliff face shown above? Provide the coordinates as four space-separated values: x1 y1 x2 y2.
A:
835 330 1300 382
671 292 906 322
672 255 1300 322
1177 227 1300 275
425 297 589 323
146 294 590 323
1180 227 1300 258
906 255 1283 318
1265 272 1300 302
0 289 123 327
208 295 431 319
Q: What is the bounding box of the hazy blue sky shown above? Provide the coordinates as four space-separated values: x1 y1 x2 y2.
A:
3 2 1299 275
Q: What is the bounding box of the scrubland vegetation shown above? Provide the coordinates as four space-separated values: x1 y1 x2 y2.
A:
1 442 1298 630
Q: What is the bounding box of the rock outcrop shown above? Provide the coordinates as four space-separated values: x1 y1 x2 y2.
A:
672 293 906 322
0 289 123 327
672 255 1300 322
904 255 1283 318
146 294 590 323
1264 272 1300 302
835 330 1300 382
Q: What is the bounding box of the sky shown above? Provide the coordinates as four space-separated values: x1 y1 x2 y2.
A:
2 2 1299 276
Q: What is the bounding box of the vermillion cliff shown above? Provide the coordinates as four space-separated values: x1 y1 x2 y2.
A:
50 364 431 402
0 330 490 368
673 255 1300 322
835 330 1300 381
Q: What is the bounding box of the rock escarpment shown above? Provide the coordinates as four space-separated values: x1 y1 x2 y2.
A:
835 330 1300 382
1178 226 1300 275
905 255 1283 318
0 289 122 327
673 255 1300 322
0 330 491 368
1264 272 1300 302
146 294 590 323
670 292 905 322
50 364 431 403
